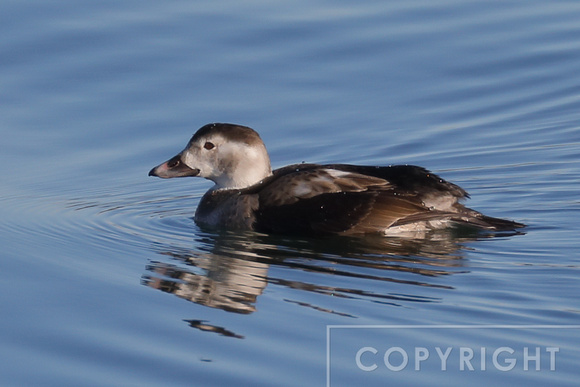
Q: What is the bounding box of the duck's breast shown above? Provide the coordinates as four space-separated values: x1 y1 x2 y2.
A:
195 189 259 229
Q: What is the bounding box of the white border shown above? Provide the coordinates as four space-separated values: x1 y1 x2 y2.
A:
326 325 580 387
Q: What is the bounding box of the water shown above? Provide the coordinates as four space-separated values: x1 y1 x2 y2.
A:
2 0 580 386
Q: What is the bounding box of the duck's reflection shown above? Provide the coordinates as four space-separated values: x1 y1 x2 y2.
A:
142 228 521 336
184 319 245 339
143 249 267 314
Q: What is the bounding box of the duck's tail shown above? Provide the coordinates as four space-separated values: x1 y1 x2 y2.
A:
455 208 526 231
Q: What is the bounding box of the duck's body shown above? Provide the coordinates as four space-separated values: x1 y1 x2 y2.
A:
149 123 524 236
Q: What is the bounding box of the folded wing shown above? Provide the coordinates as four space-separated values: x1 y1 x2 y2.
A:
254 164 463 234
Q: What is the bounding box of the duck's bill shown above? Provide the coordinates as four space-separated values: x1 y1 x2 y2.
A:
148 154 200 178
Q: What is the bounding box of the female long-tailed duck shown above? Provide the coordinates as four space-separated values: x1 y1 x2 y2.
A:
149 123 524 235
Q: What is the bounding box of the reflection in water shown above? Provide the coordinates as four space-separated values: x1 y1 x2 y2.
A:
142 228 521 335
64 188 523 338
184 319 245 339
143 250 268 314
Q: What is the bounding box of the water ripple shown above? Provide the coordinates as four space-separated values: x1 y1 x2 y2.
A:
1 178 494 318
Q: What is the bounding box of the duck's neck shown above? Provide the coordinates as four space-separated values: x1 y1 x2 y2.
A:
211 143 273 190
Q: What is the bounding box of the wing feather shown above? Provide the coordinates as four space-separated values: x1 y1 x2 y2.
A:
258 168 391 207
251 164 477 235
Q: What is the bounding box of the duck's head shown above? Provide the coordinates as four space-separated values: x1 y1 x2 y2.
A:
149 123 272 190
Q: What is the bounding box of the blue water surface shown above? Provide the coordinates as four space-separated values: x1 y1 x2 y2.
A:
1 0 580 386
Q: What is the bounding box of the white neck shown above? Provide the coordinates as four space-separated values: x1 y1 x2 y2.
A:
210 143 272 190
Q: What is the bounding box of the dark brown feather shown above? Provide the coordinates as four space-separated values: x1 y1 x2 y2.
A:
253 165 441 234
237 163 521 235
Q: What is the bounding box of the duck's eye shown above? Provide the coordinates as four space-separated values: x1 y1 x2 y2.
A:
203 142 215 150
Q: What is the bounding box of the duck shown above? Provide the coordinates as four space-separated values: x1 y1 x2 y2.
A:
149 123 524 236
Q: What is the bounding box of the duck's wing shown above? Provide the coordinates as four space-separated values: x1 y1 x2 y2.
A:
327 164 469 200
253 164 449 235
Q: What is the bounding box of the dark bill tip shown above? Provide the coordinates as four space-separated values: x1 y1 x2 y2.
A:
148 167 158 177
